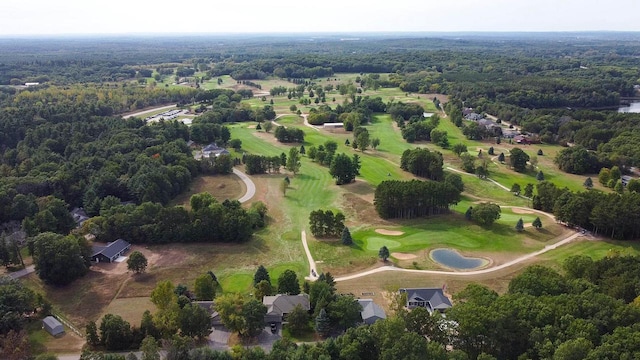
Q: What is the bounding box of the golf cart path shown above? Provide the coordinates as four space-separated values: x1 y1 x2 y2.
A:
335 231 583 282
301 231 318 281
233 168 256 203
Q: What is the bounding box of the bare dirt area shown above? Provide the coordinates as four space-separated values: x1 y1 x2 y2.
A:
392 252 416 260
376 229 405 236
41 332 85 353
341 193 387 227
421 93 449 104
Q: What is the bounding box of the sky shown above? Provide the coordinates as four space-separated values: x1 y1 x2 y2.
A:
1 0 639 36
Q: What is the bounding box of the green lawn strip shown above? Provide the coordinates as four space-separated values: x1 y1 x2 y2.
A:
538 240 640 263
282 327 316 342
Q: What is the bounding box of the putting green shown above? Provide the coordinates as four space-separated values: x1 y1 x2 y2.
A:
365 237 402 251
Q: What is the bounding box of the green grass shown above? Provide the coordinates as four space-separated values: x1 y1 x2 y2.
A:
219 273 253 294
539 240 640 263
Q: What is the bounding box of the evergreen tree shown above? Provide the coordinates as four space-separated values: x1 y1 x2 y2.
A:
532 217 542 230
488 146 494 155
511 183 521 194
524 183 534 198
536 171 545 181
300 145 305 155
465 207 473 220
583 177 593 189
379 246 390 261
498 153 505 162
341 227 353 246
315 308 331 337
537 149 543 156
515 218 524 232
253 265 270 286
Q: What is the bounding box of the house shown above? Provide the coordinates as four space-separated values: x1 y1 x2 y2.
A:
501 129 519 139
399 288 452 314
478 118 498 130
202 143 230 158
465 113 484 121
71 207 89 227
263 294 310 324
357 299 386 325
91 239 131 263
43 316 64 336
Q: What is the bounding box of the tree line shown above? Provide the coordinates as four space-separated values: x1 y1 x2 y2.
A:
374 180 462 219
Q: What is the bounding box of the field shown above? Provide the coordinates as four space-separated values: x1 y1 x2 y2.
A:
25 73 639 348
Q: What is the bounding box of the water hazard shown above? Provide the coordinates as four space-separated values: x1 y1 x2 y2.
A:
430 248 487 270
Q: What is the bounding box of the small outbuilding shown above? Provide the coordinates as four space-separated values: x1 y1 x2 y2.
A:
43 316 64 336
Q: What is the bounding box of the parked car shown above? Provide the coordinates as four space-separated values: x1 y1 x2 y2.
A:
270 322 277 334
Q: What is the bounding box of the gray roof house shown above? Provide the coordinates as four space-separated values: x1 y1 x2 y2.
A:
357 299 386 325
399 288 452 314
43 316 64 336
202 143 230 158
71 207 90 227
91 239 131 263
263 294 310 324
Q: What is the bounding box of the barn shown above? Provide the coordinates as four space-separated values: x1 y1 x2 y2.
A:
91 239 131 263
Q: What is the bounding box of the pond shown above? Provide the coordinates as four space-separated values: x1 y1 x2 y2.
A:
430 248 488 270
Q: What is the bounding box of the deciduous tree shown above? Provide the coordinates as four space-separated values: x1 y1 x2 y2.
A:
127 251 148 274
277 270 300 295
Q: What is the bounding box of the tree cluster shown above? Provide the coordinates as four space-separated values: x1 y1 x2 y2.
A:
309 210 346 238
374 180 461 219
400 148 444 180
274 126 304 143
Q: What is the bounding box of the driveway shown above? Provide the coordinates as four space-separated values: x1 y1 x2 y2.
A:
208 325 281 351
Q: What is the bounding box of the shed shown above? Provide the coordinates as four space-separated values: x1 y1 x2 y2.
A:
43 316 64 336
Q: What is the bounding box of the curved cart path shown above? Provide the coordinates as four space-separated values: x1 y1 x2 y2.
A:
334 231 583 282
233 168 256 203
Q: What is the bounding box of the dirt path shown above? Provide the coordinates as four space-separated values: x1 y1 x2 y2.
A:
122 104 177 119
301 114 320 132
233 168 256 203
301 231 318 281
335 231 583 282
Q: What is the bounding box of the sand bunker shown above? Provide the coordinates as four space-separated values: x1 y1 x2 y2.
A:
512 208 534 214
392 252 417 260
375 229 404 236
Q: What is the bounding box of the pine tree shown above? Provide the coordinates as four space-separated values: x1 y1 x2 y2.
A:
253 265 270 286
378 246 390 261
315 308 331 337
515 218 524 232
86 321 100 347
341 227 353 246
488 146 495 155
498 153 505 162
536 171 545 181
537 149 543 156
532 217 542 230
465 207 473 220
583 177 593 189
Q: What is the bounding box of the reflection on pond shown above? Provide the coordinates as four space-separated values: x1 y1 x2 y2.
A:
430 248 487 270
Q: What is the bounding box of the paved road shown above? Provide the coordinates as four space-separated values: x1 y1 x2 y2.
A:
233 168 256 203
8 265 35 279
122 104 177 119
335 232 583 282
301 231 318 281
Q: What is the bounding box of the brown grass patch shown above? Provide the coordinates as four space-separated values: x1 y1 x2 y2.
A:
170 174 245 209
41 331 85 353
376 229 405 236
100 297 157 326
391 252 416 260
